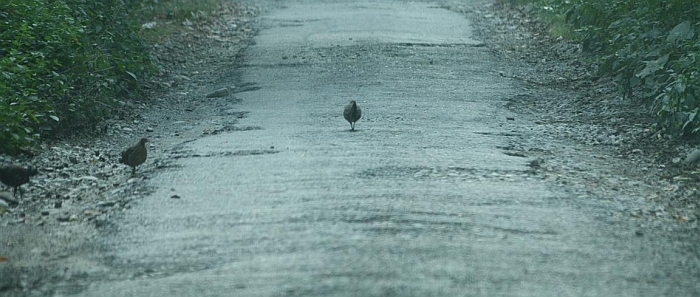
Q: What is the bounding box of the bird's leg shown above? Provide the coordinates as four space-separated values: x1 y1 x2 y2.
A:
132 166 136 176
351 122 355 131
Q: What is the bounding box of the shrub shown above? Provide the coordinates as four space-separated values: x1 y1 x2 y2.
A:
1 0 78 151
503 0 700 136
563 0 700 135
0 0 155 153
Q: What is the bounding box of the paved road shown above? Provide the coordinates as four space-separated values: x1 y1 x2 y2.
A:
67 1 698 296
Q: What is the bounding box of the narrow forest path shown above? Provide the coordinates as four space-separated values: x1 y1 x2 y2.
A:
44 1 700 296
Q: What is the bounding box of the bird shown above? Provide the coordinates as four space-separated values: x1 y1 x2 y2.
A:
0 165 39 198
343 100 362 131
120 137 148 175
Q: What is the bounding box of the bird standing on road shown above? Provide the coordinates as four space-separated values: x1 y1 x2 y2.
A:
343 100 362 131
0 165 38 198
120 137 148 175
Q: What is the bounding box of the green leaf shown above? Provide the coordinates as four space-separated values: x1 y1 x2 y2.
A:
675 78 687 94
667 21 694 43
682 110 696 131
125 70 137 80
636 54 669 78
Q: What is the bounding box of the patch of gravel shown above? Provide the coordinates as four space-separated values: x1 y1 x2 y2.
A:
0 2 260 295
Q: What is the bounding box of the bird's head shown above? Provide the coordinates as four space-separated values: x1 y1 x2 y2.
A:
26 166 38 176
140 137 149 145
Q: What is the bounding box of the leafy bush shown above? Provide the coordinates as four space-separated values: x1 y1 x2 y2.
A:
0 0 155 153
500 0 700 137
564 0 700 135
0 0 80 151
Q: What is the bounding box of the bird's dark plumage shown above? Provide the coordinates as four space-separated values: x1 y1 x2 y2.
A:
0 165 38 198
120 137 148 175
343 100 362 131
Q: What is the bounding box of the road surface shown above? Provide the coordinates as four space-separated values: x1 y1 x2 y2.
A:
58 1 699 296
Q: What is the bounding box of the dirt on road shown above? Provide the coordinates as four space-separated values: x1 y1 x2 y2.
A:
1 0 699 296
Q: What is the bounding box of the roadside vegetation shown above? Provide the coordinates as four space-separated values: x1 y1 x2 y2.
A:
498 0 700 138
0 0 223 154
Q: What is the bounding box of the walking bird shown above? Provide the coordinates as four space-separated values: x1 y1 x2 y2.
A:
120 137 148 175
343 100 362 131
0 165 38 198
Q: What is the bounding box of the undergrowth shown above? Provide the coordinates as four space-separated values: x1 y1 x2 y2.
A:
0 0 154 154
0 0 225 155
499 0 700 138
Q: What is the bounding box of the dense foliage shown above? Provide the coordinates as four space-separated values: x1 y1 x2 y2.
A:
565 0 700 136
0 0 155 153
505 0 700 137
